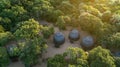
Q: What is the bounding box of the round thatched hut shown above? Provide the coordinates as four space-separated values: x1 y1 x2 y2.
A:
53 32 65 48
81 36 94 48
6 44 19 61
69 29 80 43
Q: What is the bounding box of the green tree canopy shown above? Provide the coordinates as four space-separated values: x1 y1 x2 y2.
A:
79 12 103 35
14 19 41 40
88 46 116 67
0 47 10 67
0 32 13 46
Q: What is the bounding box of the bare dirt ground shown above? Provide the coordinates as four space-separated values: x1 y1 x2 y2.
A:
8 27 90 67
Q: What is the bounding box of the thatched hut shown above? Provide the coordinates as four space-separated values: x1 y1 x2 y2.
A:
6 44 19 62
69 29 80 43
81 36 94 48
53 32 65 48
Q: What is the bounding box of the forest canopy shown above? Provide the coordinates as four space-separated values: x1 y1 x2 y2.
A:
0 0 120 67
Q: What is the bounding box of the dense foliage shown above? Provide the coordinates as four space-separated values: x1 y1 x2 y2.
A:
47 46 116 67
88 46 116 67
101 33 120 50
0 47 10 67
14 19 41 40
41 26 54 39
0 0 120 67
19 37 47 66
0 32 13 46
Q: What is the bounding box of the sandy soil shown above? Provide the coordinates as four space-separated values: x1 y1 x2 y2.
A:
8 27 90 67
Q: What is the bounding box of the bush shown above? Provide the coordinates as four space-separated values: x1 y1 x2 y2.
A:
56 16 66 30
7 45 20 57
41 26 54 39
19 41 40 67
66 47 87 63
47 47 89 67
102 33 120 50
88 46 116 67
0 25 4 33
0 32 13 46
101 10 112 22
79 5 101 17
19 37 47 67
0 47 10 67
114 57 120 67
14 19 41 40
79 12 103 35
110 14 120 32
47 54 66 67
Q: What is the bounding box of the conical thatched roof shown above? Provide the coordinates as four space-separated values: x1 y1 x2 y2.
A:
81 36 94 47
69 29 80 41
53 32 65 47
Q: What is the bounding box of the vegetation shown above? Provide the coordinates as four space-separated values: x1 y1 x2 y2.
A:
19 37 47 67
0 0 120 67
47 46 116 67
0 32 13 46
88 46 116 67
101 33 120 50
14 19 41 40
0 47 10 67
7 45 20 57
41 26 54 39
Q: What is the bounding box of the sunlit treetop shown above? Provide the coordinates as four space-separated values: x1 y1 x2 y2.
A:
14 19 42 40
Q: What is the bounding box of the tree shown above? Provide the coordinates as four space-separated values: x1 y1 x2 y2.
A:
114 57 120 67
41 26 54 39
47 54 66 67
0 32 13 46
0 47 10 67
50 0 63 8
101 10 112 22
14 19 41 40
79 12 103 35
56 16 66 30
31 0 54 21
79 5 101 17
0 5 28 31
93 4 110 13
19 36 47 67
102 33 120 50
76 58 89 67
88 46 116 67
110 14 120 32
7 45 20 58
47 47 89 67
58 1 76 15
0 0 11 11
66 47 87 63
98 23 117 45
0 25 4 33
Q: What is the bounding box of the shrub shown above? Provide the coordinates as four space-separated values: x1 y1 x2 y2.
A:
0 25 4 33
7 45 20 57
41 26 54 39
102 33 120 50
47 54 66 67
14 19 41 40
0 47 10 67
110 14 120 32
88 46 116 67
79 12 103 35
0 32 13 46
19 37 47 67
114 57 120 67
56 16 66 30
